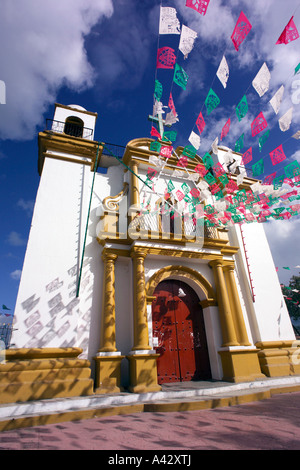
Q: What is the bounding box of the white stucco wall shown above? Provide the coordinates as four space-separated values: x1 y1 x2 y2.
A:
229 223 295 343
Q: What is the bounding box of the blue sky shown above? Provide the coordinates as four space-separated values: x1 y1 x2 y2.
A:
0 0 300 321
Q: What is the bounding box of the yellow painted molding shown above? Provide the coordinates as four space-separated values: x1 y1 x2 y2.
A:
145 264 216 302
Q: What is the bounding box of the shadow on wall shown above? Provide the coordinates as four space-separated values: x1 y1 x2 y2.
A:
13 252 99 361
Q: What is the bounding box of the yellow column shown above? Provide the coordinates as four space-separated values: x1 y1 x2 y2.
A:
209 260 239 347
99 251 118 352
94 250 124 394
223 264 251 346
131 248 151 351
131 161 140 208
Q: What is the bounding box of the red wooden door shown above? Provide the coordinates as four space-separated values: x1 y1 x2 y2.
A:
152 280 211 384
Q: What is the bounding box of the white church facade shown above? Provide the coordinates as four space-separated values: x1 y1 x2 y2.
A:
1 103 299 404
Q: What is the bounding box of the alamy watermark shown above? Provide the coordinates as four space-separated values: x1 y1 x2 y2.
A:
0 80 6 104
96 194 205 249
291 79 300 105
291 340 300 365
0 340 5 364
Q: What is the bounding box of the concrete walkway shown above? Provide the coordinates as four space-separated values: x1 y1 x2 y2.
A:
1 388 300 450
0 375 300 436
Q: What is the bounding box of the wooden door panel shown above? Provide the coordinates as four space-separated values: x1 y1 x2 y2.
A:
152 280 211 383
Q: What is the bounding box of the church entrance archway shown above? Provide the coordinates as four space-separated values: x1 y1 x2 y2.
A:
152 279 211 384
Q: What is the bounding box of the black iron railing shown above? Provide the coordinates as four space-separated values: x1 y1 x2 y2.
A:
45 119 93 139
102 142 126 160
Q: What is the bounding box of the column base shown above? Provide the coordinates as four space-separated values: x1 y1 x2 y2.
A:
94 354 125 394
126 353 162 393
219 348 266 383
0 348 94 404
256 341 300 377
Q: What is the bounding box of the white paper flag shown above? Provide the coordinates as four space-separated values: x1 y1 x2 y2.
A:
252 62 271 97
216 55 229 89
179 25 197 59
279 106 293 132
153 99 166 117
292 130 300 139
165 111 179 126
188 130 201 150
269 85 284 114
211 137 219 155
159 7 181 35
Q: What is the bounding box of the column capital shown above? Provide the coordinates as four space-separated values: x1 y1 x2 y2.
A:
102 249 118 262
222 263 235 272
130 247 147 260
209 259 225 269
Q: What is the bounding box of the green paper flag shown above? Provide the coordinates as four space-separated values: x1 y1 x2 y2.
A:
182 145 197 158
202 152 214 169
154 80 163 101
167 180 175 192
2 305 10 310
284 160 300 179
259 130 270 152
205 88 220 115
236 95 248 122
252 158 264 177
235 133 244 153
162 130 177 142
173 63 189 90
295 63 300 75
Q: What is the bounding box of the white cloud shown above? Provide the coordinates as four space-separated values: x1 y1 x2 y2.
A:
17 198 35 217
10 269 22 281
6 231 26 246
264 217 300 284
0 0 113 140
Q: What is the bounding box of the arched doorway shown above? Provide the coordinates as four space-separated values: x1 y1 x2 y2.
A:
152 279 211 384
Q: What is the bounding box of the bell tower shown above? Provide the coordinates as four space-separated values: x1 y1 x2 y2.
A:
3 104 101 404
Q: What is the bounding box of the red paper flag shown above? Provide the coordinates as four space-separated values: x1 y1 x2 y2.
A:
196 111 206 134
251 112 268 137
168 93 176 117
231 11 252 51
151 126 161 140
221 118 231 140
241 147 252 165
276 16 299 45
270 144 287 166
185 0 210 16
156 47 177 69
263 172 277 185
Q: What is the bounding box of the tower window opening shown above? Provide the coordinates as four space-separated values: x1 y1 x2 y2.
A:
64 116 84 138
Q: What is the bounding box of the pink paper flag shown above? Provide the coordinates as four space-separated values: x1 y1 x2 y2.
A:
177 155 188 167
185 0 210 16
220 118 231 140
160 145 173 158
176 189 185 201
276 16 299 45
241 147 252 165
213 162 225 177
269 144 287 166
195 163 208 177
151 126 161 140
231 11 252 51
168 93 176 117
251 112 268 137
263 172 277 185
156 47 177 69
196 111 206 134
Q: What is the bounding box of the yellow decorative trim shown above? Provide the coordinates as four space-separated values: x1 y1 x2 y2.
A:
102 182 129 211
145 265 216 303
0 348 94 404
